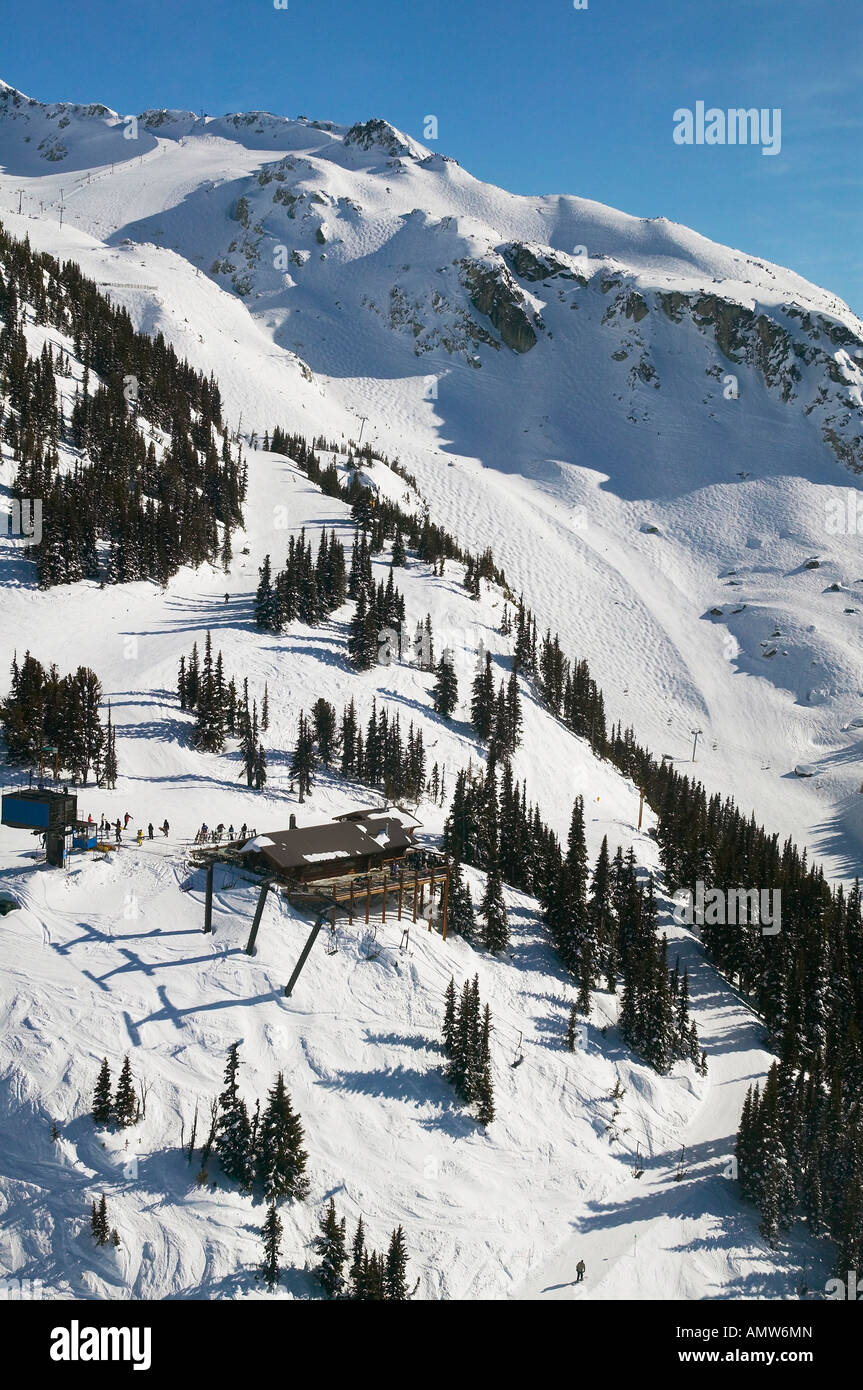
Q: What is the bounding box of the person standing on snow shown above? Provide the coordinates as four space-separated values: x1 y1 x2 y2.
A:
137 828 143 846
148 823 154 840
124 812 131 829
114 822 122 844
161 820 169 837
575 1259 586 1283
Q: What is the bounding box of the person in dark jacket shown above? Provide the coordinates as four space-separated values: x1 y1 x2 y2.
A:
575 1259 586 1283
148 823 154 840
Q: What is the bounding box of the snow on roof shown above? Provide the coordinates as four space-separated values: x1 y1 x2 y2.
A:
302 849 350 863
239 835 275 852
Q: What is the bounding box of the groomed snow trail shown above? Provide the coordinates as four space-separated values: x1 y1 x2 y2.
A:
516 918 827 1301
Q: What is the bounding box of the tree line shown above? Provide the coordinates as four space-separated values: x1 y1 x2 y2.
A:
1 651 117 786
0 220 246 589
178 632 268 788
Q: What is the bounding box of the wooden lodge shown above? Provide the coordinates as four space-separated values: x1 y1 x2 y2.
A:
191 806 453 983
234 805 423 884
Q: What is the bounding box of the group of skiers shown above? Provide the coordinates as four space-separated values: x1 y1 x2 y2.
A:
90 813 169 845
82 814 258 847
193 822 255 845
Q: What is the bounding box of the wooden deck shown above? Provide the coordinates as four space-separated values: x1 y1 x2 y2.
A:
287 861 450 935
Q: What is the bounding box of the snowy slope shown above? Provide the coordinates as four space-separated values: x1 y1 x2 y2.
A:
0 78 854 1301
2 80 861 878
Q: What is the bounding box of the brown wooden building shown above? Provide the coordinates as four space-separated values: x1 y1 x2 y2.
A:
235 806 422 884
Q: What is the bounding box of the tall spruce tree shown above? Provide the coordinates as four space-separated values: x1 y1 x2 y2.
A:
258 1202 283 1290
255 1072 310 1203
93 1058 113 1127
215 1042 252 1188
313 1198 348 1298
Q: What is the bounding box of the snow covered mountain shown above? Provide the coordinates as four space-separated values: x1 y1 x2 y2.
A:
0 79 858 1302
2 79 862 875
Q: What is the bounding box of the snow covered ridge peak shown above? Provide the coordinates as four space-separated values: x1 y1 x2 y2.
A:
343 117 430 161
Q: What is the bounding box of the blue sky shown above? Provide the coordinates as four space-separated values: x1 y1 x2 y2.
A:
2 0 860 311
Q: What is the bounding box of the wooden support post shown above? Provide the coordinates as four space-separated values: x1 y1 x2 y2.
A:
203 862 214 934
441 867 450 941
412 873 419 923
365 877 371 925
284 921 323 997
428 865 436 931
381 878 387 923
245 881 271 956
349 879 355 924
398 870 404 920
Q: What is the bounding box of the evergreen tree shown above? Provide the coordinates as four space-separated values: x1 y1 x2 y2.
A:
93 1058 113 1126
479 860 509 953
255 1072 310 1203
447 859 475 940
476 1004 496 1126
290 711 317 802
470 652 495 742
113 1055 137 1129
349 1217 367 1300
383 1226 410 1300
313 1197 348 1298
432 650 459 718
90 1193 110 1246
258 1202 283 1290
215 1042 252 1187
442 976 457 1055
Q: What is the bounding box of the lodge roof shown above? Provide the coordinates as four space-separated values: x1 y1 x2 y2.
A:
236 809 418 874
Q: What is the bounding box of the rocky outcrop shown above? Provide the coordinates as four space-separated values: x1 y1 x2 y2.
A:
344 119 414 158
461 260 537 354
502 242 588 286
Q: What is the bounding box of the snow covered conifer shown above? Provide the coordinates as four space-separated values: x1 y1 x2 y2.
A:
313 1198 348 1298
216 1042 252 1187
290 711 317 802
476 1005 495 1126
255 1071 310 1202
383 1226 410 1300
442 976 457 1055
349 1217 367 1300
258 1202 283 1290
447 859 475 940
432 650 458 718
566 1002 579 1051
479 860 509 953
113 1055 137 1129
92 1058 113 1127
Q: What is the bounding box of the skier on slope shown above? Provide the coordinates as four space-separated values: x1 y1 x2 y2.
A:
137 828 143 846
148 823 154 840
575 1259 586 1284
123 812 131 828
114 822 122 844
161 820 169 837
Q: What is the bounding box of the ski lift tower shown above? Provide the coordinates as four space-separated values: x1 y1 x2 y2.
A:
1 787 78 867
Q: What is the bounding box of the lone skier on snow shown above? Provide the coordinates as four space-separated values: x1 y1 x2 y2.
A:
575 1259 586 1283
